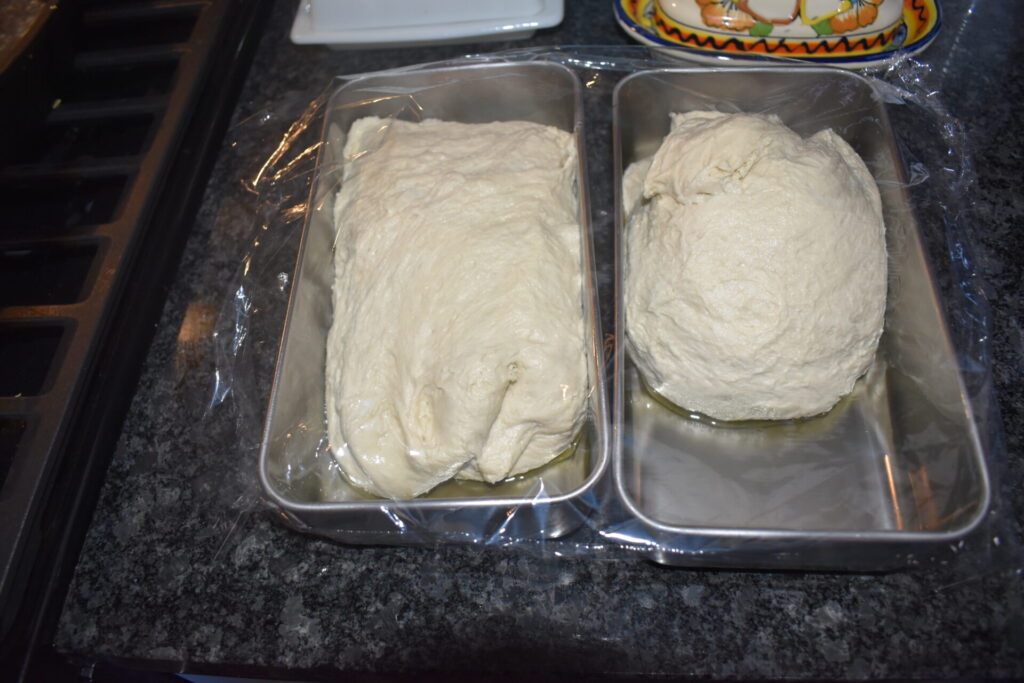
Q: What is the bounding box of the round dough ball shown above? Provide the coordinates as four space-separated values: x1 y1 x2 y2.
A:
625 111 887 421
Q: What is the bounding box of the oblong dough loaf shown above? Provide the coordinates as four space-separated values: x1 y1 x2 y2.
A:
327 117 588 499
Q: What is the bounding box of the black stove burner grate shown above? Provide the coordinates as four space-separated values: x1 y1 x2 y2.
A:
0 0 270 677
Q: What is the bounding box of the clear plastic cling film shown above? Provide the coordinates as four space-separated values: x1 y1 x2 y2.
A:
208 47 1018 572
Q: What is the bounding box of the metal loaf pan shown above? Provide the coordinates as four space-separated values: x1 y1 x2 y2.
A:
612 68 990 570
260 62 609 544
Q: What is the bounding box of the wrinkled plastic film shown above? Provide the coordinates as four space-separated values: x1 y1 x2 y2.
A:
208 47 1015 571
229 64 608 552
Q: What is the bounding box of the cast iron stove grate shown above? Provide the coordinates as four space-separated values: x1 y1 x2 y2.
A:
0 0 269 678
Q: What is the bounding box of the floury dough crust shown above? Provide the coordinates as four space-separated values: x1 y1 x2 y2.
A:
625 112 887 421
326 117 587 499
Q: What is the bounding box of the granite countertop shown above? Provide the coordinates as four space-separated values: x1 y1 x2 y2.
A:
55 0 1024 678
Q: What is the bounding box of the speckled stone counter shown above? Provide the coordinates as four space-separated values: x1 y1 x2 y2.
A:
55 0 1024 678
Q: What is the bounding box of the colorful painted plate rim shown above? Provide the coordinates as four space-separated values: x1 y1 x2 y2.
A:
613 0 941 67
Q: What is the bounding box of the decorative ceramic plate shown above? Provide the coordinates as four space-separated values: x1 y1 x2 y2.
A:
614 0 940 67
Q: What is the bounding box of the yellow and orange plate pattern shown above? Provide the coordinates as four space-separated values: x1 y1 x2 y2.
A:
614 0 939 67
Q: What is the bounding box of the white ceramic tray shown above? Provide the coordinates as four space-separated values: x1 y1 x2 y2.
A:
291 0 564 48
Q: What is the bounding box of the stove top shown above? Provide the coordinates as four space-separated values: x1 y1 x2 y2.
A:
0 1 269 678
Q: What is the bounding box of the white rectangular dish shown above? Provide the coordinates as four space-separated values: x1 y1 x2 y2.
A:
290 0 564 48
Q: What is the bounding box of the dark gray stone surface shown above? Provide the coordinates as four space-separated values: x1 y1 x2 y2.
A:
55 0 1024 678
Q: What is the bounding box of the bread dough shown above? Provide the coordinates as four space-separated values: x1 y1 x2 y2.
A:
625 111 886 421
326 116 587 499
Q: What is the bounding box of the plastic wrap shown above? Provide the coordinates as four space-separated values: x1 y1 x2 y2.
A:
209 46 1016 571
